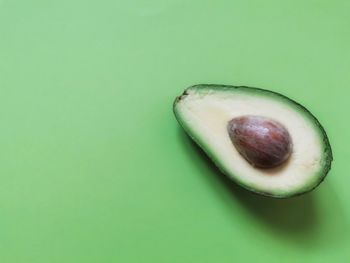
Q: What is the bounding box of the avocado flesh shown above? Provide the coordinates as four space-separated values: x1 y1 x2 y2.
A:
174 84 333 198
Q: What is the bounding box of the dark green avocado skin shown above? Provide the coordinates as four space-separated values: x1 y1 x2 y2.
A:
173 84 333 198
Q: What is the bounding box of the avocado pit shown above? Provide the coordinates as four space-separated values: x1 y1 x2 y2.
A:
227 115 292 169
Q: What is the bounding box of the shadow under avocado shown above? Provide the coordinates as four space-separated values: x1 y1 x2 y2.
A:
178 128 318 236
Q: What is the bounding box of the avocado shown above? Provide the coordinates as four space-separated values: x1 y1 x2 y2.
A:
174 84 333 198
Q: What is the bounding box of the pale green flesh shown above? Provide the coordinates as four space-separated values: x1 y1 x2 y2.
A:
174 85 332 198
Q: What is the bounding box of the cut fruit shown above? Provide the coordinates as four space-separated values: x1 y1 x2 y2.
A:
174 84 333 198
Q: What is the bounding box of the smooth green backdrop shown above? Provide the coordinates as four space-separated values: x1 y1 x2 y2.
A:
0 0 349 262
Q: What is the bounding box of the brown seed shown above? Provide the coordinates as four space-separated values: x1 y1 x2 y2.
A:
227 116 292 169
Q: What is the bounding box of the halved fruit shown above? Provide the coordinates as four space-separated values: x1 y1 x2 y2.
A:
174 84 333 198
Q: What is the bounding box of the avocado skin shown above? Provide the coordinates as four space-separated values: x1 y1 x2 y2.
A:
173 84 333 198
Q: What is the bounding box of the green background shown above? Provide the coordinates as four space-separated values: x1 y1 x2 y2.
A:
0 0 349 262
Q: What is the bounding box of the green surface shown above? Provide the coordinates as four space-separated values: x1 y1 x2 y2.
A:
0 0 348 262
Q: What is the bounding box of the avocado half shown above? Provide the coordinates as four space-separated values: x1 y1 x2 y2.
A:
174 84 333 198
